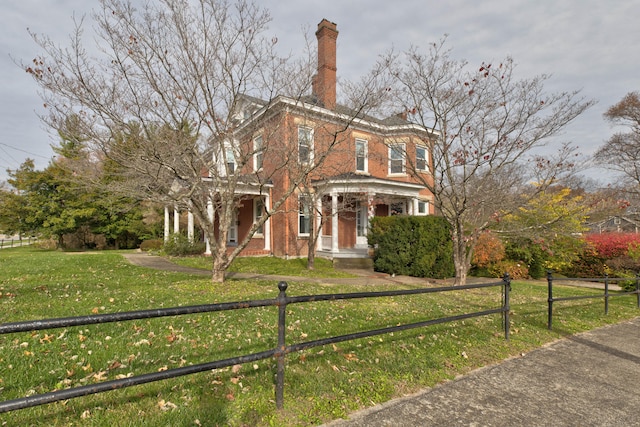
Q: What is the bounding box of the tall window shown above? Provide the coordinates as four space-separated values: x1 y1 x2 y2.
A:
298 126 313 164
254 198 264 235
298 195 312 235
253 135 263 171
355 139 368 173
416 146 427 171
225 146 235 174
389 143 405 174
218 142 236 176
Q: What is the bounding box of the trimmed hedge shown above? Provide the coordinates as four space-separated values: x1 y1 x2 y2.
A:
368 216 454 279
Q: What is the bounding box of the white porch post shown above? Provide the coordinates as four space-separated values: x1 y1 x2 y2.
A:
264 193 271 251
412 198 419 216
173 207 180 234
187 210 194 242
164 206 170 242
315 195 323 251
205 200 213 255
331 191 339 253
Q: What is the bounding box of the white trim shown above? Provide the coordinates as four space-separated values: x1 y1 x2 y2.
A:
416 145 428 172
298 126 314 165
253 197 264 237
253 134 263 172
388 143 406 175
298 194 312 236
355 138 368 173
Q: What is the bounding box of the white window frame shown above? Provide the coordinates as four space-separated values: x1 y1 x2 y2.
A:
298 195 312 236
225 145 236 174
253 135 263 171
416 146 428 172
217 141 236 176
254 197 264 236
389 143 406 175
355 138 368 173
417 200 429 216
298 126 314 164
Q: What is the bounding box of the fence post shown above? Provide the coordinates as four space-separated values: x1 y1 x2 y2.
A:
275 281 288 410
547 271 553 330
502 272 511 341
604 273 609 315
636 275 640 309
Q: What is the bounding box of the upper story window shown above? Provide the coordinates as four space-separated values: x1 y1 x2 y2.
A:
216 141 236 176
416 146 428 172
298 126 314 164
253 135 263 171
225 145 236 174
389 143 405 174
355 139 368 173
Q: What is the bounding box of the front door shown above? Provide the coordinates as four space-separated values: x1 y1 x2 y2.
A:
356 201 368 246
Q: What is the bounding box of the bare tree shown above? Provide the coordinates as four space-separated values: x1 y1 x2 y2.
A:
381 39 594 284
24 0 384 282
595 92 640 196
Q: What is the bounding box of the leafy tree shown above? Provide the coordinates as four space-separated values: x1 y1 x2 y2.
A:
380 39 593 284
0 179 31 237
495 186 589 276
595 92 640 195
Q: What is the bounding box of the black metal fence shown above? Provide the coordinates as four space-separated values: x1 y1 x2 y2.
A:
0 276 511 414
546 272 640 330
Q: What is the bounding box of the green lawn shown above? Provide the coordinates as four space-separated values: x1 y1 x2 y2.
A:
0 247 638 426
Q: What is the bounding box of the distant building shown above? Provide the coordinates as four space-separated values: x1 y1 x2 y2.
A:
588 215 640 234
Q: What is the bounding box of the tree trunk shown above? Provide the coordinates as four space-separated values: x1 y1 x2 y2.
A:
307 241 316 270
211 241 229 283
452 224 469 286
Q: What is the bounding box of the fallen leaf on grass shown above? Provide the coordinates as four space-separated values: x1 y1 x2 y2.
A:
93 371 107 382
158 399 177 411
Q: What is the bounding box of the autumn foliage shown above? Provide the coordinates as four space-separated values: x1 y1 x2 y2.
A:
585 233 640 259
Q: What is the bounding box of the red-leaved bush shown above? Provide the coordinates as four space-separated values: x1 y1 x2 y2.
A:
585 233 640 259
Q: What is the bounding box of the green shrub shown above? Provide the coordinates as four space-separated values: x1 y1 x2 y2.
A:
163 233 206 256
368 216 454 279
140 239 163 252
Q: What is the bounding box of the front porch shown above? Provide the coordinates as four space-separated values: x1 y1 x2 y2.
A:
313 174 432 258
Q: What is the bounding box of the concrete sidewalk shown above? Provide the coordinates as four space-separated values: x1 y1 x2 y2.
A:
322 317 640 427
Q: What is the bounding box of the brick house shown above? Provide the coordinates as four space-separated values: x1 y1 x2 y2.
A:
165 19 436 259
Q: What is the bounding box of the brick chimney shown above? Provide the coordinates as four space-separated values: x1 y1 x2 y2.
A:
313 19 338 110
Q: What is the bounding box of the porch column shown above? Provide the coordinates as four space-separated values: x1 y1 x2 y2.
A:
331 191 339 253
205 200 213 255
315 195 323 251
412 198 419 215
174 207 180 234
264 193 271 251
164 206 170 242
187 210 194 242
367 193 375 221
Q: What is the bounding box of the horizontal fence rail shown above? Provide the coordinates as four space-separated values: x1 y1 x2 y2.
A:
546 272 640 330
0 276 511 414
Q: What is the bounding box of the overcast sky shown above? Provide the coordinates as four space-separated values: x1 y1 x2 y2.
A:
1 0 637 184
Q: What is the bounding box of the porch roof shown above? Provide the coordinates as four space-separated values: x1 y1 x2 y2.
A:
312 173 426 198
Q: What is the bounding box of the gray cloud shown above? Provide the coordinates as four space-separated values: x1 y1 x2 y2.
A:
1 0 637 183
